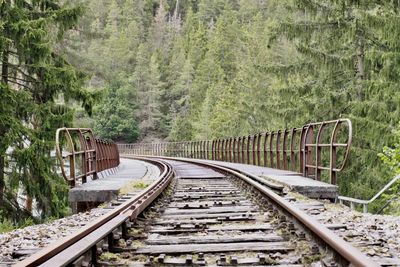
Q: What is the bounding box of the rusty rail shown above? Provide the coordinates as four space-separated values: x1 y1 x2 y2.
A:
16 156 378 266
118 119 352 184
55 128 120 187
143 156 376 267
15 158 173 267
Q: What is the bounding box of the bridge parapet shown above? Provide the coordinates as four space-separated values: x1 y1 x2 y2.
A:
56 128 120 187
118 119 352 185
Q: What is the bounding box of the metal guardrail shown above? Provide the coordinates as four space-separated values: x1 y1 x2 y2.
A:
118 119 352 185
338 175 400 213
55 128 120 187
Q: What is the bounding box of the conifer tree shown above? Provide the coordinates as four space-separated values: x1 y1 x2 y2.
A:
133 45 164 138
0 0 97 220
46 0 400 213
271 0 400 206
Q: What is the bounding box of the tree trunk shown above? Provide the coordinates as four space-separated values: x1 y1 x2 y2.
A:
356 36 365 101
26 197 33 212
0 48 9 204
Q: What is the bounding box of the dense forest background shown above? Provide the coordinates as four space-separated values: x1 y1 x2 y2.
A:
1 0 400 227
68 0 400 213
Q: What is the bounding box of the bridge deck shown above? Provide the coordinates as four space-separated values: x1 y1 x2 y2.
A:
69 158 159 205
171 158 338 199
167 160 225 178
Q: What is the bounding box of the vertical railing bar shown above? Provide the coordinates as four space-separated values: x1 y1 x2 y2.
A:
315 123 325 181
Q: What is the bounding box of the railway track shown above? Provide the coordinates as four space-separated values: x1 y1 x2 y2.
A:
16 157 378 267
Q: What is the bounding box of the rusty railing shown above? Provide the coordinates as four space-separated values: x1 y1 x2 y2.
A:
118 119 352 184
56 128 120 187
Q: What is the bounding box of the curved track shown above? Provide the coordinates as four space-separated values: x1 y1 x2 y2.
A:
15 157 378 267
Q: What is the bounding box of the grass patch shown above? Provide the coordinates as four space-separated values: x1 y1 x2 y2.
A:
119 180 151 195
0 217 35 234
0 219 15 234
99 252 122 262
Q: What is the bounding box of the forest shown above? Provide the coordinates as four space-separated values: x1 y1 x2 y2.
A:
1 0 400 227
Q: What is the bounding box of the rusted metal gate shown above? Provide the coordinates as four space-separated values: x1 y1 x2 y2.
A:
118 119 352 185
56 128 120 187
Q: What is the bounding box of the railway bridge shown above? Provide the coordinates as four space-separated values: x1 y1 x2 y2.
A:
7 118 400 267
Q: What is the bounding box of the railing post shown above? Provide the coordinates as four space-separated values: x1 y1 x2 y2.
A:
270 132 275 168
211 140 214 160
246 135 251 164
257 133 262 166
330 120 341 184
315 123 326 181
228 137 233 162
264 132 269 167
252 134 257 165
303 125 314 178
233 137 237 163
276 130 281 169
203 140 206 159
216 139 220 161
241 136 246 164
282 129 289 170
290 128 296 172
222 139 226 161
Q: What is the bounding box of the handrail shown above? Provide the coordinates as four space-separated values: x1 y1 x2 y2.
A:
338 175 400 213
55 128 120 187
118 118 352 185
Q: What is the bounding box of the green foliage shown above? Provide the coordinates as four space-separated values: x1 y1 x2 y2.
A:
380 125 400 172
62 0 400 215
0 0 95 223
268 0 400 211
0 218 14 234
378 126 400 214
94 88 139 142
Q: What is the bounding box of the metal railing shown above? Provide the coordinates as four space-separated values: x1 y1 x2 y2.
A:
338 175 400 213
55 128 120 187
118 118 352 185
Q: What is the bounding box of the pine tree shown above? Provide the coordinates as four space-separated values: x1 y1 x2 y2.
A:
0 0 97 221
270 0 400 208
134 45 164 138
94 86 139 142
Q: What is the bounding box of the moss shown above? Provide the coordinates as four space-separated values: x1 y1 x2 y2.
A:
132 240 144 248
263 256 278 265
288 191 310 202
97 203 108 208
118 239 127 248
261 176 287 187
295 241 322 265
302 254 321 265
295 240 311 255
131 254 148 262
99 252 122 262
119 180 151 195
128 228 144 236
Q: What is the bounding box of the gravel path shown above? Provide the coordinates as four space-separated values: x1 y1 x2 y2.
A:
287 192 400 265
318 203 400 261
0 208 108 264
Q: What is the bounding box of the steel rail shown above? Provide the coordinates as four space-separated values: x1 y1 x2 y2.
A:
125 155 378 267
14 159 174 267
15 155 376 267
